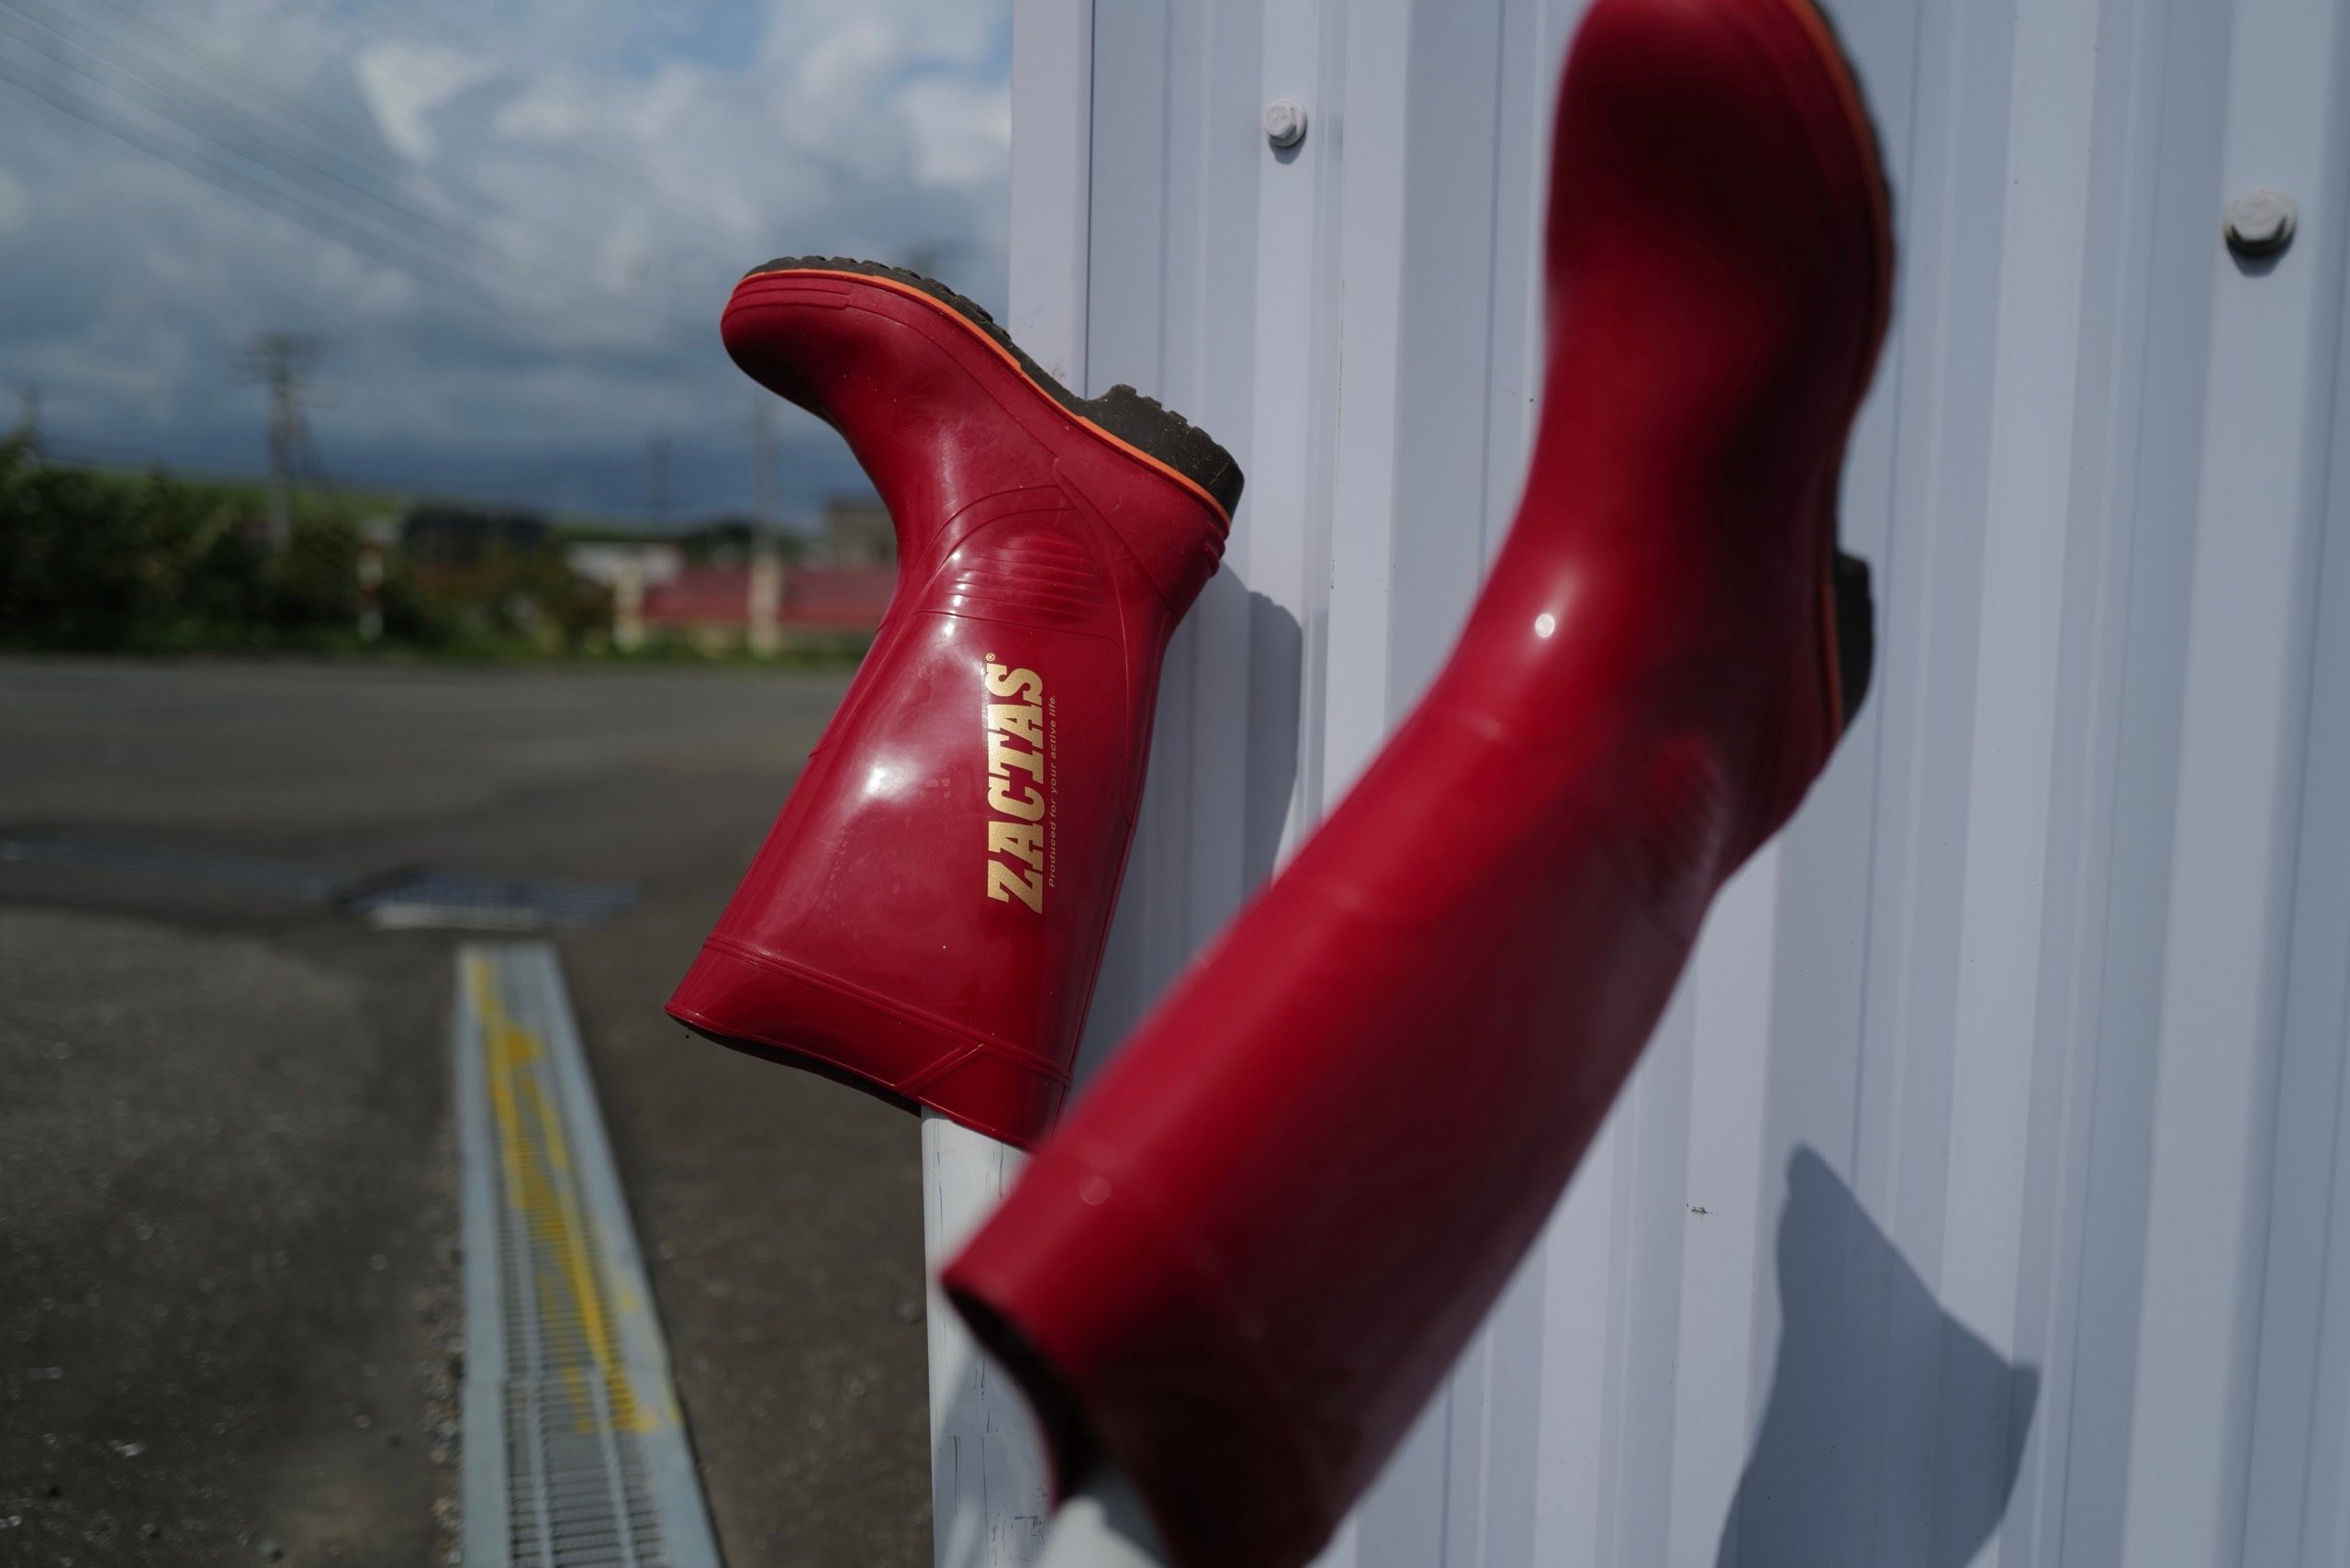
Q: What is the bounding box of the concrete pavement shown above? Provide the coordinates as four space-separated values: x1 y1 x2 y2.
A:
0 656 932 1566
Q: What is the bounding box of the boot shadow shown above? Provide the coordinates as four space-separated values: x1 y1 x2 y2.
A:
1238 584 1304 892
1717 1148 2039 1568
1070 577 1302 1091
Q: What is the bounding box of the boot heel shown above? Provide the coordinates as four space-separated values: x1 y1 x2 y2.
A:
737 254 1244 520
1831 549 1874 730
1074 385 1245 521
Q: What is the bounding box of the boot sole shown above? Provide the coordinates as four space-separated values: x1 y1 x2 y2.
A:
737 256 1246 522
1777 0 1894 370
1770 0 1893 734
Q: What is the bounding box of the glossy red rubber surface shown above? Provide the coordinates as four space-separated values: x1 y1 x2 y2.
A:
666 267 1232 1148
943 0 1894 1560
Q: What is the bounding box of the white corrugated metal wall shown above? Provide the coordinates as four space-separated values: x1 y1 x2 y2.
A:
1009 0 2350 1562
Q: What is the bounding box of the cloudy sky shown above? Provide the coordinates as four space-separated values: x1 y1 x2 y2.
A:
0 0 1011 524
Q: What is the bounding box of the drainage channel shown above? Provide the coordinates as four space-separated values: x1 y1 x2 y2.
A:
454 943 720 1568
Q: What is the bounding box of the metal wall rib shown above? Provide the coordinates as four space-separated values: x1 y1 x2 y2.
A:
1027 0 2350 1562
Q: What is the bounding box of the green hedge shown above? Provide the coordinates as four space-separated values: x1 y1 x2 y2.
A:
0 441 585 655
0 442 876 666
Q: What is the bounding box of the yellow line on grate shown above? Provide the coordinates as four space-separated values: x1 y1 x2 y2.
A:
466 954 655 1435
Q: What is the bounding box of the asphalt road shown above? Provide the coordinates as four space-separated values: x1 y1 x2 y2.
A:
0 656 932 1567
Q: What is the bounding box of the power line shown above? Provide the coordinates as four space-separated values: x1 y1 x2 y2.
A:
39 0 682 323
0 47 390 268
0 39 580 345
0 33 494 303
76 0 427 183
0 2 585 312
0 0 719 394
0 6 456 261
34 0 490 264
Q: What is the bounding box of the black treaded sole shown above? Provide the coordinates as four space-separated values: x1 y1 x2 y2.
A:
744 255 1246 520
1794 0 1887 733
1832 550 1873 730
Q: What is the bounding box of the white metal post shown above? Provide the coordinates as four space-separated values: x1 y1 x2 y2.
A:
1035 1469 1169 1568
918 2 1102 1565
920 1111 1053 1565
921 1112 1172 1566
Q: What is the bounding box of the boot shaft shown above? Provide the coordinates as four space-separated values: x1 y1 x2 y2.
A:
1462 0 1893 861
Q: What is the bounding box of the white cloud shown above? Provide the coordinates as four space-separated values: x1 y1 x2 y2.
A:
0 165 28 236
315 243 416 316
0 0 1013 517
757 0 1002 77
893 76 1012 188
352 42 500 165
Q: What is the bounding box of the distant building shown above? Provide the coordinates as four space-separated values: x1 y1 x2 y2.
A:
671 498 888 568
638 568 748 624
548 497 897 651
564 542 685 593
676 518 766 568
779 566 897 628
565 543 687 652
820 494 894 566
637 561 895 650
400 503 548 565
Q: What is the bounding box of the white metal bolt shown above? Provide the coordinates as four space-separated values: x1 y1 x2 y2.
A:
2224 188 2296 258
1264 98 1307 150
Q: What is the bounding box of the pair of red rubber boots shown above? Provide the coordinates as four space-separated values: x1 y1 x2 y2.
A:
669 0 1892 1562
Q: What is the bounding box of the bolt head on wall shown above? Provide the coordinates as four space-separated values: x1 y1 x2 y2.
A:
1264 99 1307 150
2224 188 2297 258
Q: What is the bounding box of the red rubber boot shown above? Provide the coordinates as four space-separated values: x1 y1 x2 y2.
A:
666 261 1242 1148
943 0 1891 1561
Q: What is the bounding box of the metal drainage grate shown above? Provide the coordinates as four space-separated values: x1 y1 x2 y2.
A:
455 944 720 1568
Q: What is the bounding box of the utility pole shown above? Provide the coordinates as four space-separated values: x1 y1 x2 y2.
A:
750 397 782 658
649 434 670 530
752 396 779 537
247 334 321 552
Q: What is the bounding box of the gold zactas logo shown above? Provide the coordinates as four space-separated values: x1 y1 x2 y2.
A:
984 659 1047 912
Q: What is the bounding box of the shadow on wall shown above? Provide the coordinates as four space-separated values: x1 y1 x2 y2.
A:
1238 584 1305 892
1070 576 1303 1090
1718 1148 2039 1568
